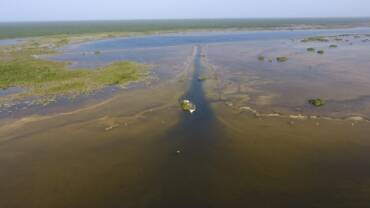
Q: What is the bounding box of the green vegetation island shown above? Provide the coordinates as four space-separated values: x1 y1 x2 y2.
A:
276 56 288 63
308 98 326 107
0 36 149 105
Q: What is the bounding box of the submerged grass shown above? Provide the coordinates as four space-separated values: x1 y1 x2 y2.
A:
302 36 329 42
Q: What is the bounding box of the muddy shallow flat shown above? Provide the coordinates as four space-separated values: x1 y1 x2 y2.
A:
1 28 370 207
205 36 370 118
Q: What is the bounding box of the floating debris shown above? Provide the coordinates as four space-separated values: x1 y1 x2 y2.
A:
289 114 307 120
347 116 365 121
240 106 258 115
265 113 280 117
181 99 196 114
226 102 233 107
105 124 119 131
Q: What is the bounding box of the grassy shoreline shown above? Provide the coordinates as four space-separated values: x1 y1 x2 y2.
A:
0 38 149 104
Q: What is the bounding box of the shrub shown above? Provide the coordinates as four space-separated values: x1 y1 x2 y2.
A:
308 98 325 107
276 56 288 63
302 36 329 43
307 48 315 52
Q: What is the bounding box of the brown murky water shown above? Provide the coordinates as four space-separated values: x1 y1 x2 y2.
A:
1 29 370 207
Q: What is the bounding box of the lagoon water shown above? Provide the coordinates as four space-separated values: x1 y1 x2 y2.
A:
2 28 370 207
60 27 370 52
50 27 370 118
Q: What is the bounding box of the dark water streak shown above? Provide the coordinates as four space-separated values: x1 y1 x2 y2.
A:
151 46 222 207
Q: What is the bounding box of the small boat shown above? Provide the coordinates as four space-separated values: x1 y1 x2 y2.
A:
181 99 196 114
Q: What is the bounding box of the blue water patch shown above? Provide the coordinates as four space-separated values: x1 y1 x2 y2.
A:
62 27 370 52
0 87 24 96
0 39 21 46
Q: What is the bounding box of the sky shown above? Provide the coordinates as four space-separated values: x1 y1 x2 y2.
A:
1 0 370 22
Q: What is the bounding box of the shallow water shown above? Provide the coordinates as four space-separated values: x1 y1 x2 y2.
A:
60 27 370 52
2 28 370 207
205 37 370 118
0 87 24 97
49 28 370 117
0 38 20 46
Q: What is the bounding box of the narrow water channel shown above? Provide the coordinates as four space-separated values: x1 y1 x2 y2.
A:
151 46 223 207
180 46 214 130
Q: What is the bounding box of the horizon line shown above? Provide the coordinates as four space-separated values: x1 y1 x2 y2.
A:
1 16 370 24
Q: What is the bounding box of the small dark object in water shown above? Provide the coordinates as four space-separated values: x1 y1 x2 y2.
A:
329 44 338 48
308 98 325 107
257 55 265 61
276 56 288 63
317 50 324 54
307 48 315 52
